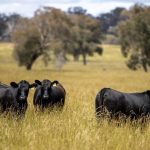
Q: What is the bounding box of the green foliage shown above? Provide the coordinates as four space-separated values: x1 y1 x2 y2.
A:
118 4 150 72
12 6 103 70
69 11 103 65
12 7 72 70
12 18 43 70
95 46 103 55
0 13 21 41
97 7 125 34
0 14 8 40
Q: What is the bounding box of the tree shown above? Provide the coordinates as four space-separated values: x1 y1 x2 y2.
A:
6 13 21 41
68 7 103 65
0 13 21 41
0 13 8 41
97 7 125 34
12 6 103 70
118 4 150 72
12 18 43 70
12 7 72 70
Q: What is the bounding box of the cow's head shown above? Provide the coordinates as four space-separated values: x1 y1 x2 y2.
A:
35 79 59 100
10 80 36 102
100 88 110 100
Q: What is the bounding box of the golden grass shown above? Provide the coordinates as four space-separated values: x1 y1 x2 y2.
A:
0 43 150 150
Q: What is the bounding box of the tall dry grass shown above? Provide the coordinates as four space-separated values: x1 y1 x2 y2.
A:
0 43 150 150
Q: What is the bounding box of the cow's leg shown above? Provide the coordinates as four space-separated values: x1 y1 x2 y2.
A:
130 110 137 121
140 106 150 124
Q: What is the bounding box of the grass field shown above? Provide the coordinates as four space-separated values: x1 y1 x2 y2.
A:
0 43 150 150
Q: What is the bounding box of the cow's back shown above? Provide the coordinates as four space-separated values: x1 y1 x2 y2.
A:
50 84 65 105
0 87 17 112
123 92 150 114
104 89 150 117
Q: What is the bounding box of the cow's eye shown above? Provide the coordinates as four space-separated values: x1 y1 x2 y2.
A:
104 94 107 98
18 88 21 94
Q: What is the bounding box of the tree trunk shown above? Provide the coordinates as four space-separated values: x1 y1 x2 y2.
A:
82 52 87 65
74 55 79 61
141 57 148 72
142 61 148 72
26 64 32 70
25 53 42 70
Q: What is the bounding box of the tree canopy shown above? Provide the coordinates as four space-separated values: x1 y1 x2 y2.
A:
118 4 150 72
0 13 20 41
97 7 125 34
12 7 73 70
12 6 103 70
68 7 103 65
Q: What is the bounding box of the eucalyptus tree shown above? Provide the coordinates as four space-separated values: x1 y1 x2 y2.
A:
68 7 103 65
12 7 72 70
118 4 150 72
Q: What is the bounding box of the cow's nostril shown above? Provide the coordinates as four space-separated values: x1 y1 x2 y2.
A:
43 95 49 99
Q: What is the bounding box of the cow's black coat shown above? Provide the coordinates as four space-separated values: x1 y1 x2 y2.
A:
95 88 150 119
0 80 35 117
33 79 66 111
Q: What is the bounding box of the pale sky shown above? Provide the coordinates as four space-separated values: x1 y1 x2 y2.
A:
0 0 150 17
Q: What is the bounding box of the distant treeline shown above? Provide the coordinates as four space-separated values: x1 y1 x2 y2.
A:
0 6 125 42
0 13 21 41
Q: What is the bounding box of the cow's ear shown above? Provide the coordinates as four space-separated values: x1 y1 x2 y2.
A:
51 80 59 87
29 83 37 88
35 80 41 85
10 82 18 88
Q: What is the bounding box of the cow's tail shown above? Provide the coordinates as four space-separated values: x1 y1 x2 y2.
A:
95 88 108 118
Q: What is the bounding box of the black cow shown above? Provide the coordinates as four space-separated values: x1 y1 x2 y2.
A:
95 88 150 120
33 79 66 111
0 80 35 117
0 82 9 88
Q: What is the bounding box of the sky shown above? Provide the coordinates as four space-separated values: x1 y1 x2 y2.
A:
0 0 150 17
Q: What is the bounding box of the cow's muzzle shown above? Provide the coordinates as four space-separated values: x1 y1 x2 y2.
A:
19 96 26 101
